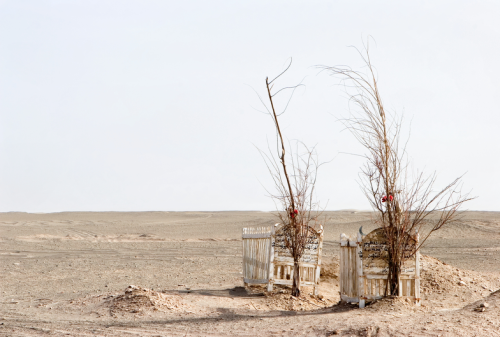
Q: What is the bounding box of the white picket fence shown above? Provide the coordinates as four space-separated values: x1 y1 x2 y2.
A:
242 223 323 294
339 230 421 308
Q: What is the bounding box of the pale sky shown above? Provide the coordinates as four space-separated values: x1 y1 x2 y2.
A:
1 0 499 212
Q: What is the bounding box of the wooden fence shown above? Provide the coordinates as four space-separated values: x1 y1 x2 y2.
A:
242 226 274 291
242 223 323 294
339 229 421 308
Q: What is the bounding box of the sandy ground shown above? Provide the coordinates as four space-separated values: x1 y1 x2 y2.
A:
1 211 500 336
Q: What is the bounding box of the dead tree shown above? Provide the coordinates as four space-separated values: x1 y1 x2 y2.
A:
257 62 323 297
322 46 474 296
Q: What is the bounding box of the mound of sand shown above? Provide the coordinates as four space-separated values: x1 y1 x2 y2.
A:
462 289 500 313
419 255 500 309
105 285 187 315
262 286 333 311
421 255 498 294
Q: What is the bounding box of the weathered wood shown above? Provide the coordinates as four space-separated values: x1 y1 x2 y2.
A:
361 228 417 276
242 224 323 291
364 274 418 280
340 294 359 303
339 234 344 295
357 231 365 308
364 294 383 301
414 232 421 306
242 226 273 288
314 228 324 295
273 224 323 289
340 228 421 306
267 225 275 292
244 278 269 284
242 233 272 239
340 234 360 299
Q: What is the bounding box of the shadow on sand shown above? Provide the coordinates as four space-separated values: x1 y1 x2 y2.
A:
165 286 265 298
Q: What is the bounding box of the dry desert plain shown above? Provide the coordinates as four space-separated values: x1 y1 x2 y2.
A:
1 211 500 336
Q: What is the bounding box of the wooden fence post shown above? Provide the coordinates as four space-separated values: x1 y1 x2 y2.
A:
314 225 323 295
242 227 247 287
267 224 275 292
415 232 421 306
339 234 344 298
357 232 365 308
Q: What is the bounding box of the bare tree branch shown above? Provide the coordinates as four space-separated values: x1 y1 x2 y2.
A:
255 63 325 297
320 45 475 296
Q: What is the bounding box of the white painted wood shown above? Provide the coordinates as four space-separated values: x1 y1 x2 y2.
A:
314 225 323 295
364 295 383 300
340 229 421 306
363 274 418 280
242 233 272 239
243 223 323 292
339 234 344 295
415 232 421 306
341 294 359 303
272 224 323 289
242 226 272 288
244 278 269 284
267 225 275 292
356 232 364 308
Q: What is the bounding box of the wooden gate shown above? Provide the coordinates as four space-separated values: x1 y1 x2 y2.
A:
242 224 323 294
339 233 360 302
242 226 274 291
339 229 421 308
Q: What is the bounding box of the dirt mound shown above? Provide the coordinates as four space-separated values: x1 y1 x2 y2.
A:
419 255 500 308
245 284 333 311
462 289 500 313
264 290 332 311
421 255 495 294
365 295 423 313
105 285 187 315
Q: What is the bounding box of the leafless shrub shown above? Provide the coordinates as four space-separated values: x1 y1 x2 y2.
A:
321 45 474 296
257 61 324 297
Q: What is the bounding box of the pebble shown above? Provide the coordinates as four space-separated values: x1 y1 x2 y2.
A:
458 281 466 286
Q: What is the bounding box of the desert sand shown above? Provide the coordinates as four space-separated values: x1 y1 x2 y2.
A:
1 211 499 336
